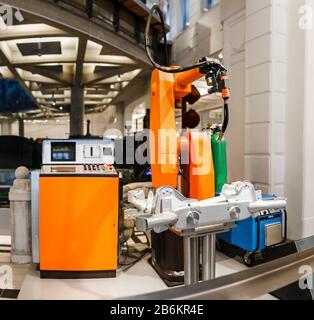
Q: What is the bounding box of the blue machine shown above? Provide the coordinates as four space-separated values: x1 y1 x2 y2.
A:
218 195 287 266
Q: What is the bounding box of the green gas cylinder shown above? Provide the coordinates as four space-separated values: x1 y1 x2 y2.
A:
211 131 227 193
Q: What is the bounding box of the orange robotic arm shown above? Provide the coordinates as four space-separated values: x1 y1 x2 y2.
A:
145 5 230 192
150 63 230 191
150 68 206 189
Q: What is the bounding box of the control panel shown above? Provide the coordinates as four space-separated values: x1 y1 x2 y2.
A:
83 164 115 173
42 139 115 165
41 164 117 176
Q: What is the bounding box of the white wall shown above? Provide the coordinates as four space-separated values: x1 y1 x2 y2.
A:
0 120 19 136
170 0 246 181
23 119 70 139
244 0 287 197
221 0 246 182
169 0 187 38
87 104 125 138
0 105 126 140
170 0 226 143
221 0 314 240
0 118 70 139
124 87 150 134
171 2 223 65
284 0 306 239
290 0 314 238
220 0 245 21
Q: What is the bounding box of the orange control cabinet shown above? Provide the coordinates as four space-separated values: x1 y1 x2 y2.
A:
39 174 119 278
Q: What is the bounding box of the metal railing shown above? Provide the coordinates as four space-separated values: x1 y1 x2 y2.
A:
50 0 168 45
124 247 314 300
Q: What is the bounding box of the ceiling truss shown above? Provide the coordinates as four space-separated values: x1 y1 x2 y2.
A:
0 0 162 120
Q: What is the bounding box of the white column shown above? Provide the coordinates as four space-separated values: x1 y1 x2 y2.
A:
221 0 246 182
284 0 307 239
222 0 314 240
301 0 314 238
244 0 287 196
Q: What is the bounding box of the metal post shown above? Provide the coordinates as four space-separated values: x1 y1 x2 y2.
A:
18 118 25 137
210 234 216 279
202 235 210 281
184 237 192 285
202 234 216 281
184 237 200 285
70 85 85 137
191 237 199 283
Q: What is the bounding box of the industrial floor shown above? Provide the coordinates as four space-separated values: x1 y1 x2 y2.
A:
0 235 277 300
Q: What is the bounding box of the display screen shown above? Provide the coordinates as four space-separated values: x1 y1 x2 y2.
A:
51 142 76 162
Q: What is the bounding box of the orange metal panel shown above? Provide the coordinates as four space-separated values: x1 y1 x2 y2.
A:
150 69 178 188
182 132 215 200
174 69 204 98
149 67 205 190
39 176 119 271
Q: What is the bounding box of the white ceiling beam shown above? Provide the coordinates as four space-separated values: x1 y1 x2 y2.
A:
0 24 71 41
82 65 139 86
16 65 73 85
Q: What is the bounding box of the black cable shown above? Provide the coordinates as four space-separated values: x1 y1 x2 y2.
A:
118 231 130 266
221 101 229 134
145 4 208 73
118 230 151 269
217 100 229 141
119 249 150 267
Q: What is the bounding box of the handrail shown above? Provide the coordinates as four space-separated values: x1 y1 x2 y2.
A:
123 247 314 300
